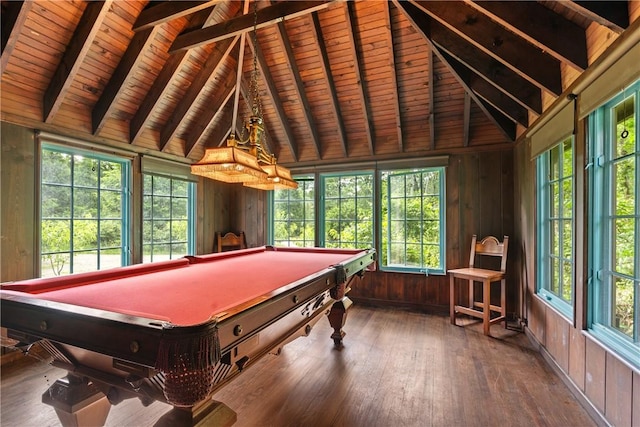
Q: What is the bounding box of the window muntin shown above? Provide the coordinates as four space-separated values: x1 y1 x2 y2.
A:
380 167 445 274
321 173 374 249
272 176 315 247
41 145 129 277
589 81 639 367
142 174 195 262
536 137 574 318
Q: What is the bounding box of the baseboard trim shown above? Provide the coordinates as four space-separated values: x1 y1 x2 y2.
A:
523 327 610 427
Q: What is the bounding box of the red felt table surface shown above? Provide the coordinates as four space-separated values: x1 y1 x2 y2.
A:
1 247 364 326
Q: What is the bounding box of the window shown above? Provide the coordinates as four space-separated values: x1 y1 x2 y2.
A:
589 80 639 367
380 167 445 274
40 144 130 277
321 173 374 249
142 174 195 262
272 176 315 247
536 137 574 318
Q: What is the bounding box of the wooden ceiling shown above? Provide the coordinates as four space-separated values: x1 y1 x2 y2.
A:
1 1 637 167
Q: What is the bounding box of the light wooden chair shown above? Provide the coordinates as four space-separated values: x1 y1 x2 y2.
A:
448 235 508 336
215 231 247 252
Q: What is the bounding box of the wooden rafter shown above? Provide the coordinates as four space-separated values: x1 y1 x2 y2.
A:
344 1 375 155
409 0 563 96
184 56 238 157
92 27 159 135
130 6 224 144
271 10 322 159
568 1 630 33
44 1 112 123
160 35 239 151
309 12 347 158
248 36 299 162
467 1 588 71
169 1 332 53
384 2 404 153
0 0 31 75
398 1 541 115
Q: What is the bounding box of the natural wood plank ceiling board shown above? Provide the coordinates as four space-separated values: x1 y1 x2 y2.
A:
1 1 636 165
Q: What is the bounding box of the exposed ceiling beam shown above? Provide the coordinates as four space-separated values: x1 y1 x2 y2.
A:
431 40 517 140
44 1 112 123
568 1 630 33
169 1 332 53
463 91 470 147
133 1 222 31
0 0 31 75
92 26 159 135
384 1 404 153
466 1 588 71
409 0 563 96
310 12 347 158
398 1 541 115
440 49 528 127
184 68 237 157
248 36 299 162
130 6 224 144
345 1 375 155
160 35 239 151
271 9 322 159
428 47 435 150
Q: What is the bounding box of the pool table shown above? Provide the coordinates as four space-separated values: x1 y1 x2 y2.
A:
1 246 375 426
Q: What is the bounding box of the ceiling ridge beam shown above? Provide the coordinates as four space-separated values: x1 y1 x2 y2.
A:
310 11 348 158
44 1 113 124
133 1 222 31
160 35 240 152
169 1 332 53
344 1 375 156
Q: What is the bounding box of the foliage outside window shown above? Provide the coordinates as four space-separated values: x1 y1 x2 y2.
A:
380 168 445 274
142 174 194 262
41 145 129 277
272 176 315 247
536 137 574 318
321 173 374 249
589 80 639 367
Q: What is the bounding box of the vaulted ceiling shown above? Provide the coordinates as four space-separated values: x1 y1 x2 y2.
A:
1 1 636 167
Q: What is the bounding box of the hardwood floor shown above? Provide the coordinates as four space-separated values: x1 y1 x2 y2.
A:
1 306 596 427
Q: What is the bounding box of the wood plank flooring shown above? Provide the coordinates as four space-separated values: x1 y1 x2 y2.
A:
1 306 596 427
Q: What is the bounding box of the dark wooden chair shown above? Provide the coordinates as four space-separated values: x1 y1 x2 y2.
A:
215 231 247 252
448 235 508 336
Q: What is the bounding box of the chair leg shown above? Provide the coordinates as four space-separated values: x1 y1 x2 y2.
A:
501 278 507 328
483 279 491 336
450 275 456 325
468 279 474 308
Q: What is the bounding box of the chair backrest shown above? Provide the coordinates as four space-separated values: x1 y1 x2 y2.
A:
468 235 508 272
216 231 247 252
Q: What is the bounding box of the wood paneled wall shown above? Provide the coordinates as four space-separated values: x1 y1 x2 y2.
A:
350 149 517 317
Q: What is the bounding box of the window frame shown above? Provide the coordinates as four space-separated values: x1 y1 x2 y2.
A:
319 171 375 249
535 136 575 319
142 173 196 263
269 175 316 247
588 80 640 368
379 166 446 275
40 142 131 277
